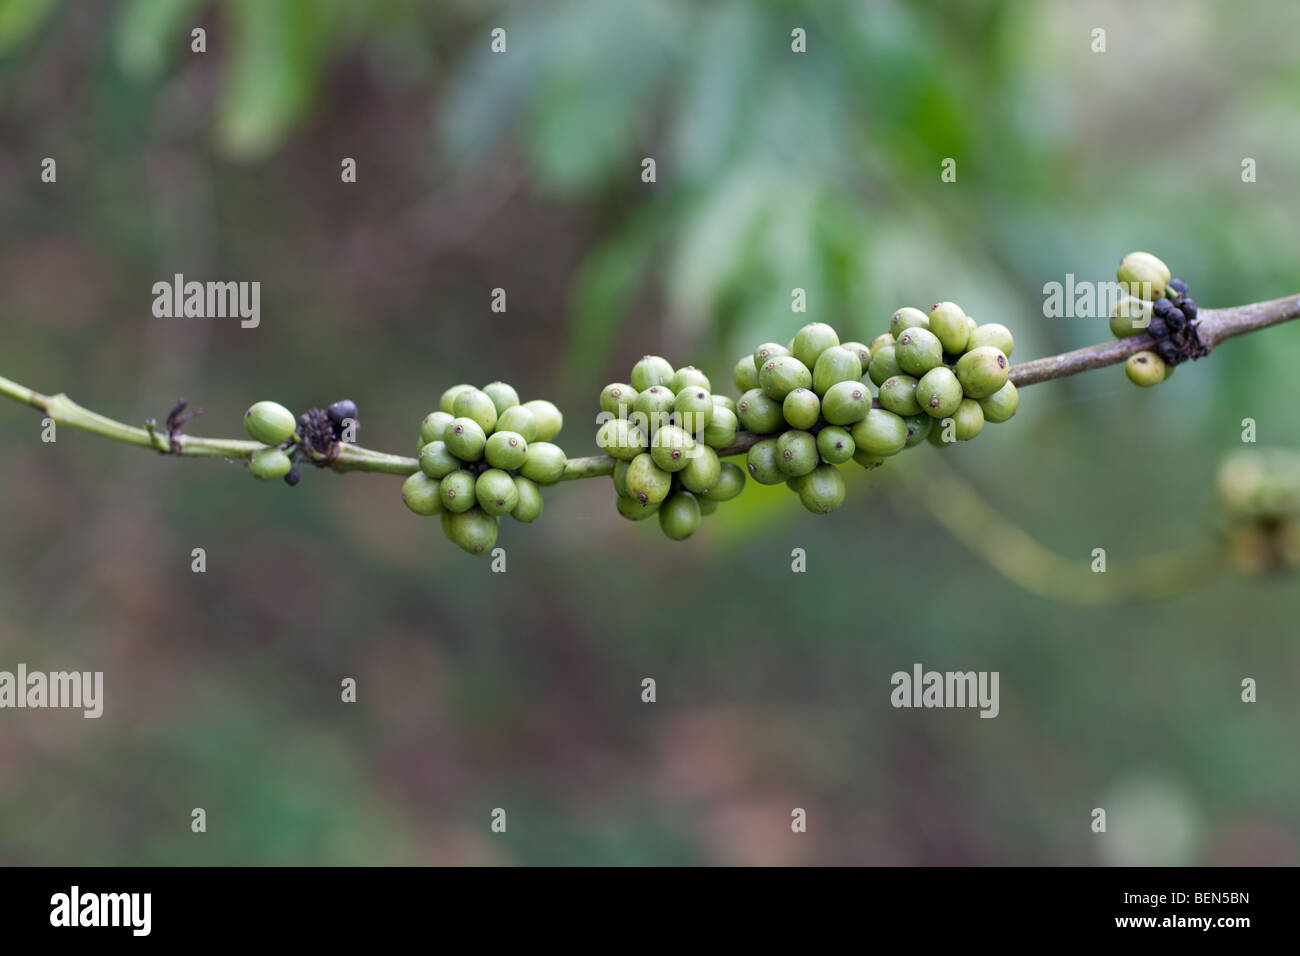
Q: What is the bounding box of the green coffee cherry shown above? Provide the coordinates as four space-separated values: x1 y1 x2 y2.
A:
672 386 714 431
967 322 1014 357
521 400 563 442
952 398 985 440
895 327 944 376
632 385 675 430
902 413 933 447
705 461 746 501
482 381 520 416
797 463 846 515
451 388 498 434
867 346 902 387
746 438 785 485
928 302 969 354
915 366 964 418
420 410 454 446
658 490 701 540
752 342 790 373
954 346 1009 399
485 430 529 470
759 355 813 401
776 429 819 477
630 355 675 392
597 418 648 461
249 446 293 480
475 468 519 516
439 384 475 415
782 388 821 430
401 471 444 516
1116 251 1170 300
445 417 487 461
518 441 566 484
244 401 297 446
496 404 539 442
812 345 862 396
625 452 672 505
890 307 930 338
697 496 719 516
817 426 855 464
702 406 738 449
679 445 722 495
878 374 922 416
927 419 955 447
711 394 737 414
733 355 760 392
820 380 871 425
441 507 498 555
852 448 888 469
600 383 640 417
419 440 461 478
616 494 660 520
791 322 840 370
511 476 543 522
850 408 908 456
978 381 1019 422
670 365 711 393
650 424 695 472
737 388 785 434
612 458 631 498
869 332 896 355
840 341 873 371
1109 296 1152 339
439 470 476 513
1125 350 1167 387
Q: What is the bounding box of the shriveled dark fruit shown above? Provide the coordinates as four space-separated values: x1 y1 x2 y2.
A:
704 461 747 501
441 507 498 555
816 425 855 464
327 399 359 427
438 470 477 513
797 463 846 515
746 438 785 485
402 472 444 516
511 476 543 522
658 490 702 540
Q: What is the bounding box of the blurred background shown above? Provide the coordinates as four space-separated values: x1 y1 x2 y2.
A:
1 0 1298 865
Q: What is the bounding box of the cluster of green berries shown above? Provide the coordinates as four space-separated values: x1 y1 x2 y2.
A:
596 357 747 540
243 397 358 486
1110 251 1203 387
1215 449 1300 573
401 383 566 555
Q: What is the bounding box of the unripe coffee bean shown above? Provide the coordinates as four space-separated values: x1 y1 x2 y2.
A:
915 366 963 418
1109 296 1152 339
816 425 855 464
518 441 566 484
630 355 675 392
244 401 297 446
812 345 862 395
521 400 563 442
481 381 520 416
895 327 944 376
737 388 785 434
419 440 461 478
776 429 819 477
952 398 984 440
401 471 444 516
926 422 953 448
249 446 293 480
852 448 888 469
867 346 902 386
658 490 702 540
759 355 813 401
954 346 1009 399
782 388 821 430
704 461 746 501
597 418 648 461
978 381 1019 422
475 468 520 516
439 384 475 415
439 470 476 513
612 458 631 498
511 476 543 522
902 414 932 447
451 388 498 434
869 332 895 356
839 341 873 371
850 408 908 456
485 430 529 470
746 438 785 484
600 383 639 417
820 380 871 425
928 301 969 354
496 404 539 442
672 386 714 431
616 493 660 520
1116 251 1171 300
890 307 930 338
625 452 672 505
670 365 711 393
797 463 846 514
445 417 487 461
733 354 760 392
792 322 840 370
632 385 675 431
711 394 737 414
679 444 722 495
441 507 498 555
650 424 695 472
697 496 719 516
702 405 738 449
966 322 1014 357
753 342 791 371
420 410 454 445
1125 350 1167 387
878 374 922 416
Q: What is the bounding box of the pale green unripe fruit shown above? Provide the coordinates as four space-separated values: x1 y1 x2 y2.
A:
420 410 454 446
439 384 475 415
672 386 714 431
612 458 632 498
711 394 737 414
441 507 498 555
915 366 964 418
955 346 1010 399
820 380 871 425
518 441 566 484
445 417 487 461
902 413 932 447
418 440 461 478
978 381 1019 422
812 345 862 395
895 327 944 376
1116 251 1170 300
482 381 520 416
244 401 296 446
890 307 930 338
839 342 873 372
650 424 695 472
791 322 840 370
737 388 785 434
702 405 738 449
733 354 760 392
632 385 675 431
867 346 902 386
496 404 539 442
401 472 444 516
753 342 791 371
452 388 498 434
878 374 922 416
746 438 785 485
928 301 969 354
776 429 819 477
697 496 719 516
625 452 672 505
485 430 528 470
670 365 711 393
852 448 888 469
869 332 895 356
797 463 846 514
597 418 647 461
850 408 908 456
1109 296 1152 339
521 399 563 441
816 426 855 464
600 383 639 417
475 468 520 516
630 355 675 392
658 490 702 540
248 447 292 480
782 388 821 430
951 398 985 440
679 444 722 495
1125 350 1167 387
967 322 1014 357
616 494 660 520
438 471 476 513
705 461 746 501
759 355 813 401
511 476 543 522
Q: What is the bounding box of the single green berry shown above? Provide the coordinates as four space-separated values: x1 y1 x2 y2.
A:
850 408 908 456
852 448 888 469
419 440 461 478
518 441 566 484
496 404 538 442
670 365 711 393
840 341 873 371
791 322 840 370
1125 350 1167 387
599 383 640 417
915 366 964 419
630 355 675 392
753 342 792 371
711 395 737 415
658 490 702 540
704 461 746 501
820 380 871 425
625 453 672 506
952 398 985 440
797 463 846 515
244 401 297 446
759 355 813 401
890 307 930 338
967 322 1014 357
615 493 658 520
1109 296 1152 339
438 470 477 513
928 301 969 354
867 346 902 386
746 438 785 485
878 374 922 416
737 388 785 434
452 388 498 434
248 446 293 480
902 414 933 447
782 388 821 430
650 424 696 472
401 471 444 516
672 386 714 432
869 332 896 355
978 381 1019 422
632 386 675 433
597 418 648 461
733 354 760 393
697 496 719 516
816 425 855 464
776 429 819 477
1116 251 1171 300
927 419 955 448
521 400 563 442
679 444 722 495
702 405 738 449
511 476 543 522
441 507 498 555
439 384 475 415
954 346 1009 399
475 468 519 516
612 458 632 498
481 381 520 416
812 345 863 396
895 327 944 377
445 417 487 462
420 410 454 446
485 430 529 470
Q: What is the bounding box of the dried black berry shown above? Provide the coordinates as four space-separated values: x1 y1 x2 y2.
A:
284 466 301 486
1181 298 1197 322
1152 297 1173 319
1167 278 1188 295
1147 316 1168 340
1156 339 1179 363
327 399 358 427
1166 307 1186 331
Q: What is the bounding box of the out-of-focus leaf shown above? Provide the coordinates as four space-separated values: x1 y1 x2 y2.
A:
0 0 59 54
114 0 201 80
